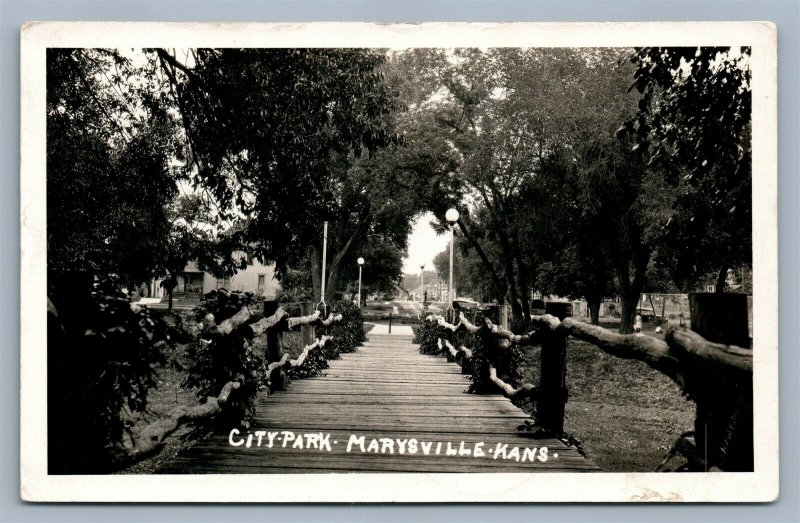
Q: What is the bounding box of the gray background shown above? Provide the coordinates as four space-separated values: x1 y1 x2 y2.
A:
1 1 797 521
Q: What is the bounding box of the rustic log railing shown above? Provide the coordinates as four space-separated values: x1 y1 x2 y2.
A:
110 303 343 470
109 379 242 469
423 303 753 472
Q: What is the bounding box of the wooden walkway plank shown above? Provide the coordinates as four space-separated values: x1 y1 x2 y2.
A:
159 331 597 473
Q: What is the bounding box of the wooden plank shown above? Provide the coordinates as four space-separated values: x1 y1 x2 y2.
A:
162 460 596 474
190 430 575 450
163 434 593 473
244 419 534 436
260 403 525 416
264 396 517 407
284 385 474 396
165 452 593 471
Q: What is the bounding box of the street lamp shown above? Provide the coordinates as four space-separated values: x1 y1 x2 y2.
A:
357 257 365 308
420 264 425 305
445 208 459 320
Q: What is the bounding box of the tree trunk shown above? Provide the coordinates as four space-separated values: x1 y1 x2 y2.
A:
715 264 728 293
587 293 601 325
168 286 173 311
615 256 647 334
619 292 639 334
511 231 531 328
648 294 659 324
610 216 649 334
495 229 524 325
456 220 507 303
325 266 341 301
310 223 366 303
310 245 322 302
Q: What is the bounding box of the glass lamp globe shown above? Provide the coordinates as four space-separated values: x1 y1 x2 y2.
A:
445 208 460 224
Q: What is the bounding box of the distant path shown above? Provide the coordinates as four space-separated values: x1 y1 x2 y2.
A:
160 333 597 473
368 323 414 335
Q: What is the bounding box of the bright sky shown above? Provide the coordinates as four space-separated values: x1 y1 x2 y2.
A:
403 212 450 274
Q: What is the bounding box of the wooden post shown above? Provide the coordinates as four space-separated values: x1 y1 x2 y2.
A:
689 293 751 348
688 292 753 471
264 300 285 390
299 302 316 348
500 304 509 331
461 350 471 375
538 302 572 435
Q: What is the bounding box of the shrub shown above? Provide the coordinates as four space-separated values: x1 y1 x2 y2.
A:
415 317 444 355
47 278 170 474
325 300 365 354
286 341 330 380
468 329 524 394
195 289 258 322
280 330 329 381
182 292 265 428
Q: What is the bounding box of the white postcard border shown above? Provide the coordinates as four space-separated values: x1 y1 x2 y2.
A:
20 21 778 503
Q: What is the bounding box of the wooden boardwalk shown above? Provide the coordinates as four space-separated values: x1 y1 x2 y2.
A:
161 331 597 473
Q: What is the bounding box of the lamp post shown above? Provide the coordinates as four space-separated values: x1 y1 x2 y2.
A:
320 221 328 315
445 208 459 321
420 264 425 305
357 257 365 308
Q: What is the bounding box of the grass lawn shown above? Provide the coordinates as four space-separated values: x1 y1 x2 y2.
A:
518 334 695 471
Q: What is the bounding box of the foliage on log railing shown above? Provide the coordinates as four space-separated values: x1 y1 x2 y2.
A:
326 300 367 355
267 335 333 385
111 302 345 472
422 314 524 394
420 309 754 472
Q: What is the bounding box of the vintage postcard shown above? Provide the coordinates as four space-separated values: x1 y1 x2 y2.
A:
20 21 778 502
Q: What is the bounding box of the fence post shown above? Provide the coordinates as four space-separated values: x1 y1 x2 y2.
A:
689 293 751 348
500 304 509 331
299 301 316 347
264 300 286 391
538 302 572 435
688 292 753 471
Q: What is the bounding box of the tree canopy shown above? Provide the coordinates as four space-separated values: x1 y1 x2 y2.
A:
620 47 752 291
48 45 753 332
47 48 181 289
154 48 441 300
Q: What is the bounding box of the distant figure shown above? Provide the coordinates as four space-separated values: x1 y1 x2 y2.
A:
634 314 643 333
654 326 663 334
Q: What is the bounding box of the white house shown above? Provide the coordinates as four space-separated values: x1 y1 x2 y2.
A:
148 254 280 300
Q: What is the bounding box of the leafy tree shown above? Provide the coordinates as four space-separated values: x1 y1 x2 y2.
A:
47 48 182 292
621 47 752 292
46 49 194 472
389 48 651 330
339 235 406 297
526 148 616 324
155 194 234 310
275 264 314 303
154 48 420 303
47 279 170 473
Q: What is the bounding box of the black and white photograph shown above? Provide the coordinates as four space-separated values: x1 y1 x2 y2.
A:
20 22 778 502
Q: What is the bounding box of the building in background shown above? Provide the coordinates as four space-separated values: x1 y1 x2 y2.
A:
147 254 279 301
